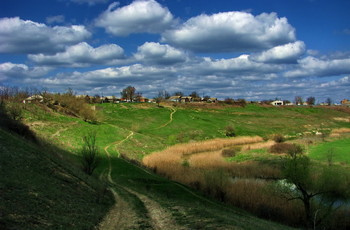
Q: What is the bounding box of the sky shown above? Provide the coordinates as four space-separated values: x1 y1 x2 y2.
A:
0 0 350 102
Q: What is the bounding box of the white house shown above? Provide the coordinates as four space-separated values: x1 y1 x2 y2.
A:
271 100 284 106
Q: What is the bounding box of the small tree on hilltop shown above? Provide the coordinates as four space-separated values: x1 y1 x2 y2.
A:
295 96 303 105
306 97 316 106
121 86 136 102
174 91 184 97
325 97 332 106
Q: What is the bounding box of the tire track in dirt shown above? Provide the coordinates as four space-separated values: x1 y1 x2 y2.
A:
100 130 183 230
98 132 142 230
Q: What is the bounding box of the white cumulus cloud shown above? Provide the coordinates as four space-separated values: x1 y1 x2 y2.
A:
0 17 91 54
134 42 188 65
95 0 175 36
284 56 350 78
196 55 282 76
0 62 51 81
162 11 296 53
250 41 305 63
29 42 125 67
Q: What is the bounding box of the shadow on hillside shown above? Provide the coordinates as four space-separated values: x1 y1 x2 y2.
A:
0 102 37 142
0 101 114 230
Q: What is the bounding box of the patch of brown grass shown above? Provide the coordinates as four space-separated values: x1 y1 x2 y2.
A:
226 179 304 226
331 128 350 134
227 162 281 179
189 151 229 169
329 128 350 138
241 140 275 151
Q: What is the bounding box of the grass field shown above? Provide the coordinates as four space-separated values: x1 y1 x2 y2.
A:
309 137 350 164
3 101 350 229
0 127 113 230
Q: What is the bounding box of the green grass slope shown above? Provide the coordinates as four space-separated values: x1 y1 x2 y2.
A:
6 102 350 229
309 137 350 164
0 128 113 230
0 102 299 230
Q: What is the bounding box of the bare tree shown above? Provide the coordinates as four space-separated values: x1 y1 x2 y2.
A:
295 96 303 105
174 91 184 97
325 97 332 106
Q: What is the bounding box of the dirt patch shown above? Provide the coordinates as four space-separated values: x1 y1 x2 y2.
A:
333 117 350 122
97 188 142 230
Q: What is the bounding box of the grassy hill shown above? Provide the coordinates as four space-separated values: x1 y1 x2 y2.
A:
0 122 113 229
2 101 350 229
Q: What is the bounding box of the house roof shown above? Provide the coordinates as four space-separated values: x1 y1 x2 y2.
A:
26 95 43 100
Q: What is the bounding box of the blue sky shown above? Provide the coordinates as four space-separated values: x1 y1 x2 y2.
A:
0 0 349 102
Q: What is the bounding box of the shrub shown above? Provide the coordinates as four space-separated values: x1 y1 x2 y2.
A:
287 144 304 157
0 102 37 143
225 125 236 137
221 147 239 157
269 143 295 154
6 103 23 120
272 134 285 143
80 132 100 175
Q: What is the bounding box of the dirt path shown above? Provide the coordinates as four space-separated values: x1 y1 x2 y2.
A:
123 187 183 230
157 107 176 129
51 128 68 138
99 130 184 230
98 133 142 230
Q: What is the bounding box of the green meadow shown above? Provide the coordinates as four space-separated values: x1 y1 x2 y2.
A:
2 101 350 229
309 137 350 164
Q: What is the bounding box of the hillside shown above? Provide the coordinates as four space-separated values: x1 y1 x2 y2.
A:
2 101 350 229
0 123 113 229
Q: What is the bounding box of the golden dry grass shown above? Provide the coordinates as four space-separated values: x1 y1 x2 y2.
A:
189 150 228 169
329 128 350 137
225 179 304 225
241 140 275 151
143 136 263 175
142 135 310 226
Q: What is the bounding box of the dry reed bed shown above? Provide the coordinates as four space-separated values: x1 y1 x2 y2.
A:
329 128 350 137
142 136 309 226
143 136 263 166
240 140 275 151
143 136 265 184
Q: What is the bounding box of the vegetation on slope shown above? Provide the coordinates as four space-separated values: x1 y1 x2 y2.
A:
2 96 350 229
0 103 113 230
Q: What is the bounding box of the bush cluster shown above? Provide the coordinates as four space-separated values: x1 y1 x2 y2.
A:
0 102 37 142
50 91 97 123
269 143 295 154
269 143 303 155
225 125 236 137
272 134 285 143
221 147 240 157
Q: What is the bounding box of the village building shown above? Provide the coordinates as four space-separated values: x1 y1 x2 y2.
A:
207 98 218 103
271 100 284 106
341 99 350 106
168 96 181 102
23 95 44 104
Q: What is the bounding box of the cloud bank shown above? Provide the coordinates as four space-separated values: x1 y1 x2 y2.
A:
0 17 91 54
162 12 296 53
29 42 125 67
